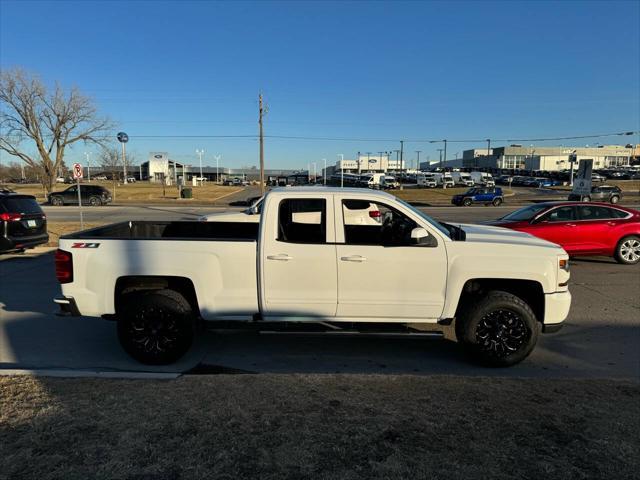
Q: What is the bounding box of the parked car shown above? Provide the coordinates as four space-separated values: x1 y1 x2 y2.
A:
48 185 112 206
54 187 571 367
0 191 49 253
381 176 399 189
486 202 640 264
591 174 606 183
94 175 108 181
567 185 622 204
452 187 504 206
126 177 137 183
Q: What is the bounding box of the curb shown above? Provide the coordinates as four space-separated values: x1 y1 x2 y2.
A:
0 369 181 379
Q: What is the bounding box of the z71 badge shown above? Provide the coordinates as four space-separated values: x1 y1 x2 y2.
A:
71 242 100 248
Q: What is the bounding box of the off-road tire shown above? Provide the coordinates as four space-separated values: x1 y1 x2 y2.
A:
614 235 640 265
455 290 539 367
117 289 195 365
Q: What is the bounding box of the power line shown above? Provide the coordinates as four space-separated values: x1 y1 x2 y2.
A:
89 130 637 143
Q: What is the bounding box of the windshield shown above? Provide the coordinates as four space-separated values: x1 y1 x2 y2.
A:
501 204 549 221
396 198 452 238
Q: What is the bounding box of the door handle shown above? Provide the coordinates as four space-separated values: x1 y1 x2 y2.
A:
267 254 293 261
341 255 367 262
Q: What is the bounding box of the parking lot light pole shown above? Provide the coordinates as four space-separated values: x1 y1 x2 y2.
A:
196 149 204 185
84 151 91 181
323 158 326 185
338 154 344 187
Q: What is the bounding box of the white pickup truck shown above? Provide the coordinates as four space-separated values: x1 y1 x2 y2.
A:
54 187 571 367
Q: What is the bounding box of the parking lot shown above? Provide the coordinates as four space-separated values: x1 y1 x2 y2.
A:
1 205 638 380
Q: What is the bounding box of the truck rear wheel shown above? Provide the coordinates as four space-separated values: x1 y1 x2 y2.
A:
455 291 539 367
117 289 195 365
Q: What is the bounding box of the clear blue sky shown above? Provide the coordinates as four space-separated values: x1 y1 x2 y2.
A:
1 0 639 169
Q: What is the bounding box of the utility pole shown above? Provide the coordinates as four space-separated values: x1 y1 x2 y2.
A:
443 139 447 167
394 150 400 172
378 151 384 171
399 140 404 173
357 151 361 174
338 153 344 187
486 138 491 157
438 149 444 167
259 93 266 195
415 150 422 171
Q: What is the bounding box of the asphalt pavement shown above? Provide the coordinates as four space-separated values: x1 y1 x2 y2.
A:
1 244 638 379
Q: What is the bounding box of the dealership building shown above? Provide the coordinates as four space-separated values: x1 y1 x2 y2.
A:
462 145 636 171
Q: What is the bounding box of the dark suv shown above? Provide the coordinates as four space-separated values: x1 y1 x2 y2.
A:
0 190 49 253
568 185 622 204
48 184 112 206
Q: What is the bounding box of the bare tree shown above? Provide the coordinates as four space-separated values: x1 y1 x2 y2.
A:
0 68 113 193
98 147 137 180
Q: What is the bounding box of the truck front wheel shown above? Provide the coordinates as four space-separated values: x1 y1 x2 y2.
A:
117 289 195 365
455 291 539 367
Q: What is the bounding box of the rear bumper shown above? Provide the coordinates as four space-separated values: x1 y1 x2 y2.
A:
53 295 81 316
0 233 49 252
543 290 571 333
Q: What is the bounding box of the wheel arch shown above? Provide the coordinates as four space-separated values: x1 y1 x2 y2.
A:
453 278 545 324
115 276 201 317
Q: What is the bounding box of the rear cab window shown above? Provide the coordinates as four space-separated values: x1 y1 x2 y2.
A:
277 198 326 244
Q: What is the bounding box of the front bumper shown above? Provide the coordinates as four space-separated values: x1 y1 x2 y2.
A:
54 295 81 316
542 290 571 333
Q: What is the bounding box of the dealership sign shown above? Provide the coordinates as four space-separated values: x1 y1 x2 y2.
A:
572 159 593 196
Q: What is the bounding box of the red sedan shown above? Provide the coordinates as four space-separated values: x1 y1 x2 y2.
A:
486 202 640 264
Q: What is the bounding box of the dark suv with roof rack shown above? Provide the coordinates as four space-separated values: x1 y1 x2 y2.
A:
0 190 49 253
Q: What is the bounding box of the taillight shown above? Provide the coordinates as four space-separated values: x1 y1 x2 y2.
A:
55 249 73 284
0 212 22 221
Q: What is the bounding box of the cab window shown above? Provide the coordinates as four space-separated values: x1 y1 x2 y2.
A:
342 199 417 246
277 199 326 244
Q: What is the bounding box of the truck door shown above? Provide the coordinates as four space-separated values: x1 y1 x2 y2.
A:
335 198 447 320
260 197 338 318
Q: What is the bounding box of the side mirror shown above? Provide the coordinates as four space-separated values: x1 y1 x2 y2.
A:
411 227 438 247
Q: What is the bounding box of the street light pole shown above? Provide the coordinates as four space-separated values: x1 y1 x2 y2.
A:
415 150 422 171
338 153 344 187
84 151 91 181
196 149 204 185
214 155 221 184
323 158 326 185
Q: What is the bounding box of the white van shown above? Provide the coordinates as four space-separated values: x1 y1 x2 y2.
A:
359 173 386 189
470 171 495 186
433 173 455 188
451 172 474 187
416 173 437 188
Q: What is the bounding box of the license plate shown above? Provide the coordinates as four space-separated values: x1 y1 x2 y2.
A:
27 220 37 228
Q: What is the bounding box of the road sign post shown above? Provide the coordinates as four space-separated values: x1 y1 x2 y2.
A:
73 163 84 230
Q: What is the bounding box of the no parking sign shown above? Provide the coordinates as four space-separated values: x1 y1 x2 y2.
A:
73 163 83 180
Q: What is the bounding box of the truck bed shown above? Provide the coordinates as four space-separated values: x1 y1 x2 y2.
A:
61 221 259 241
